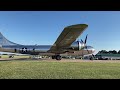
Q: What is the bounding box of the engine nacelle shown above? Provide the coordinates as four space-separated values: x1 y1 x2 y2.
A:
69 41 85 51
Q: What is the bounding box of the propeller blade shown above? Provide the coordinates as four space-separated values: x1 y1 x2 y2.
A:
81 39 84 43
84 34 88 44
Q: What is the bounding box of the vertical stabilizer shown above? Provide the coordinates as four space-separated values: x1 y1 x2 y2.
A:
0 32 18 46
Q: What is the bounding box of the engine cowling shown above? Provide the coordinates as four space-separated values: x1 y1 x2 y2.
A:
69 41 85 51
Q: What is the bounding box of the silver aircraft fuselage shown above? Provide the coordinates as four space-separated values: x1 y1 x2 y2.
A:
0 42 95 56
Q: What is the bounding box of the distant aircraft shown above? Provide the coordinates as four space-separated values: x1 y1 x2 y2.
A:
0 24 95 60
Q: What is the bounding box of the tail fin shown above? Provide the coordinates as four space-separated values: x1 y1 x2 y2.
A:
0 32 18 46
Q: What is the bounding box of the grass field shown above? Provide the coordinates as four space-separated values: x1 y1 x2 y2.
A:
0 55 30 59
0 60 120 79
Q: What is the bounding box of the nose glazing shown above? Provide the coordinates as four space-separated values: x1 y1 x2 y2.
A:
91 48 95 53
85 46 95 53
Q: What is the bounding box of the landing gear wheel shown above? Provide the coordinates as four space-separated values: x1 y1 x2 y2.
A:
52 56 55 59
56 55 62 60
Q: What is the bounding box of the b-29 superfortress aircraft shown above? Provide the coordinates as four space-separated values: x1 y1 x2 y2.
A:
0 24 95 60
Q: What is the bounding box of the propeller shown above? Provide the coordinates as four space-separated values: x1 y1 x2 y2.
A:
84 34 88 44
81 39 84 43
80 34 88 59
81 34 88 49
81 34 95 60
81 34 88 45
78 34 95 59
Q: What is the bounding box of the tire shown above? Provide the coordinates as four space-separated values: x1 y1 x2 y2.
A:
52 56 55 59
56 55 62 60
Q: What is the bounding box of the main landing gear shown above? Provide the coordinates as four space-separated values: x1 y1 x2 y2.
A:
52 55 62 60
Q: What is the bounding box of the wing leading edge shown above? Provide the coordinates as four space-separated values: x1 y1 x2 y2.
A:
49 24 88 53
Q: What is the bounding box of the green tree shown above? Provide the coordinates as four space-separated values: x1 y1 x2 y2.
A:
108 50 117 54
98 50 108 54
118 50 120 54
112 50 117 54
108 50 113 54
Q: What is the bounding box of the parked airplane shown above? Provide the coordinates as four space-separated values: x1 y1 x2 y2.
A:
0 24 95 60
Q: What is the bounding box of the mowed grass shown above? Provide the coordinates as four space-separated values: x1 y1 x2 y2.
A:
0 60 120 79
0 55 29 59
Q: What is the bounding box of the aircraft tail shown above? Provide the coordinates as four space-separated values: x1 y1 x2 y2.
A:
0 32 18 46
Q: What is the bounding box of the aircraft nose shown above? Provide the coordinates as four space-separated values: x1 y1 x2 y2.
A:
92 48 95 53
84 46 95 54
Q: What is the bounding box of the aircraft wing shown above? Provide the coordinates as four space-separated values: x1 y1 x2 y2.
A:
49 24 88 53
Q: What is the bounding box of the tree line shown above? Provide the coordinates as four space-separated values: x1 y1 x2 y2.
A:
98 50 120 54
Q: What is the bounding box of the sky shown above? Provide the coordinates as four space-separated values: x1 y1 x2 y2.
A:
0 11 120 54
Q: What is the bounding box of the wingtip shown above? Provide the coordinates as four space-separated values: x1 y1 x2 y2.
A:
66 24 88 28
